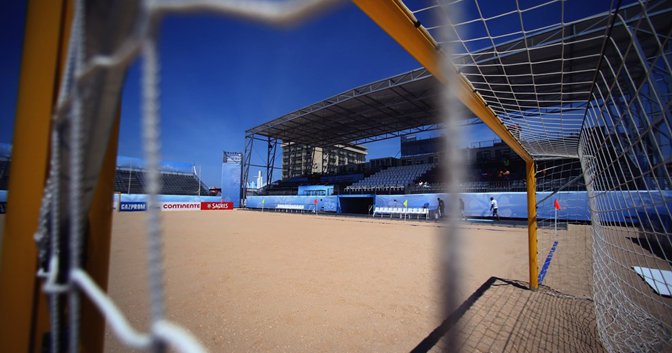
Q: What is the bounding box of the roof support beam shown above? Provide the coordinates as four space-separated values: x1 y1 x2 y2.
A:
353 0 533 164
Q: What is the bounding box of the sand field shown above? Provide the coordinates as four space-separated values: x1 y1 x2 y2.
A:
103 210 603 352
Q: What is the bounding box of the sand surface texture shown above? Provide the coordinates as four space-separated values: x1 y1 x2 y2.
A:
104 211 604 352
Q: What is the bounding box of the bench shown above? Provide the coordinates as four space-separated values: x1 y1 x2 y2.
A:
275 204 306 212
373 207 429 220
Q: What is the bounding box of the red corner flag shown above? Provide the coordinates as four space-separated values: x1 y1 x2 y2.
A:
554 199 561 210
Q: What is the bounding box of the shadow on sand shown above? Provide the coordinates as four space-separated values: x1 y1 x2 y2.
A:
411 277 606 353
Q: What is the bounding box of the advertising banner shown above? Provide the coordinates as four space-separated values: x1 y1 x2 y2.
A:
221 151 242 208
119 202 147 212
160 202 201 212
200 201 233 210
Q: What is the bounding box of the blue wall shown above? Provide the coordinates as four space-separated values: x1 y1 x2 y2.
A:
0 192 220 204
374 191 650 222
2 189 668 224
246 195 339 212
246 191 672 223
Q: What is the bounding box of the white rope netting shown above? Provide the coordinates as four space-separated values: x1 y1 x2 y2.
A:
35 1 342 352
407 1 672 352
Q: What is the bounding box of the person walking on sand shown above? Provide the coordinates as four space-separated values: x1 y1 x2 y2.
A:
490 197 499 220
437 198 445 219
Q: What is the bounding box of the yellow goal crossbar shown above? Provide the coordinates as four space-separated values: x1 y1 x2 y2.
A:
353 0 539 289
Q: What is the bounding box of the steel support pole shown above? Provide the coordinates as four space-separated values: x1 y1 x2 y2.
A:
266 137 277 187
240 134 254 204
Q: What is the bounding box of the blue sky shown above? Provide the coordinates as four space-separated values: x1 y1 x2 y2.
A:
2 1 444 187
0 1 616 187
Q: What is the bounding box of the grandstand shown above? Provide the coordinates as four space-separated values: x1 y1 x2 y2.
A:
256 132 587 196
345 163 435 194
0 152 210 197
113 158 210 196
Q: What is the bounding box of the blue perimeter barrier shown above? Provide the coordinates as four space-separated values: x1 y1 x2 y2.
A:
0 191 222 214
246 195 339 212
246 191 672 223
1 190 669 223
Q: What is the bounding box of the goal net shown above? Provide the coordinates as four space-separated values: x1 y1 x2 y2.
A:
410 0 672 351
35 1 342 352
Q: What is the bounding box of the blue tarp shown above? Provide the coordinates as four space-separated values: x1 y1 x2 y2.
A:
246 195 339 212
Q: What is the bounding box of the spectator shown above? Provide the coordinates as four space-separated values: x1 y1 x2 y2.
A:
490 197 499 220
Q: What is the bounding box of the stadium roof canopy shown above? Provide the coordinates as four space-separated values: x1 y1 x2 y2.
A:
246 68 442 147
247 1 671 158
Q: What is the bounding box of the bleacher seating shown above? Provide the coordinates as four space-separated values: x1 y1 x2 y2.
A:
345 164 434 193
459 180 527 192
114 170 210 196
320 174 363 184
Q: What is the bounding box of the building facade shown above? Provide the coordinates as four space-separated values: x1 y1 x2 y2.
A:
281 143 367 179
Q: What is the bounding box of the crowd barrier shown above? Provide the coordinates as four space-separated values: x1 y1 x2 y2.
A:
246 196 339 212
114 194 231 212
247 191 672 223
0 190 669 222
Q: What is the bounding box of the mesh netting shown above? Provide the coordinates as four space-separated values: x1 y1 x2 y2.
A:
35 1 341 352
409 1 672 352
579 1 672 350
535 159 593 298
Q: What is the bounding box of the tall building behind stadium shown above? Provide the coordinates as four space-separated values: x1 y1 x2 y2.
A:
281 143 367 179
